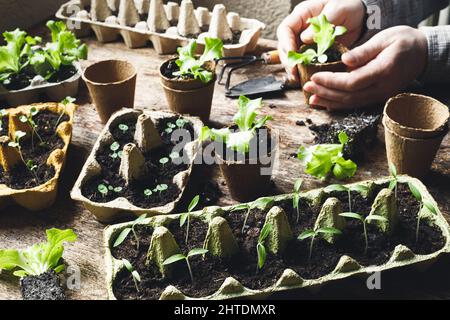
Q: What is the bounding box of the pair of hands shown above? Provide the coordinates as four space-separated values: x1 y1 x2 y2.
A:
277 0 428 110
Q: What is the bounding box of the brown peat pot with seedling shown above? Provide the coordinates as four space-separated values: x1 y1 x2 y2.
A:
383 93 449 178
0 228 76 300
202 96 276 202
159 38 223 122
288 14 348 104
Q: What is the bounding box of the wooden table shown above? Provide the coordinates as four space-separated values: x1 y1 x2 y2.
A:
0 30 449 300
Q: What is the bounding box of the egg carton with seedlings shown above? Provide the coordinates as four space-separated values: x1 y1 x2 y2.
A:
56 0 265 55
71 108 203 223
103 175 450 300
0 102 76 211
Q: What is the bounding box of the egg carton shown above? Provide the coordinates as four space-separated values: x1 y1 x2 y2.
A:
0 62 81 108
56 0 265 56
0 102 76 211
104 175 450 299
71 108 203 223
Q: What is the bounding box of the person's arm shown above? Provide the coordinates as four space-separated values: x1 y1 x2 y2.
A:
361 0 448 29
420 25 450 83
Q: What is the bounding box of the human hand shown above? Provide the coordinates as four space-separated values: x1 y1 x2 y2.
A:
303 26 428 110
277 0 366 81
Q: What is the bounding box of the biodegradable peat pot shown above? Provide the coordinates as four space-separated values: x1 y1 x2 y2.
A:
159 58 216 122
384 93 450 139
83 59 137 123
383 118 448 178
297 43 348 103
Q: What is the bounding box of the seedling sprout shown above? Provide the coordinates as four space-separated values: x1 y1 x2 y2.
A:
325 184 369 212
388 163 399 199
232 197 273 234
256 223 273 273
298 227 342 261
163 248 209 283
114 214 148 250
109 142 122 159
118 123 129 134
122 258 141 292
19 107 46 150
55 96 75 129
292 179 303 223
180 195 200 244
408 182 438 243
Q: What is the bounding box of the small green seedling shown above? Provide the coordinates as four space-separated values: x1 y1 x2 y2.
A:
143 189 153 198
114 214 147 250
169 152 180 160
165 122 176 134
154 183 168 195
26 159 39 183
176 118 187 128
292 179 303 223
19 107 46 149
98 183 122 197
159 157 169 166
288 14 347 66
297 131 357 180
232 197 273 234
55 96 75 129
388 163 399 199
180 195 200 244
163 248 209 283
118 123 129 134
109 142 122 159
256 223 273 273
298 227 342 261
8 131 38 180
324 183 369 212
408 182 438 243
0 109 8 132
122 259 141 292
339 212 387 255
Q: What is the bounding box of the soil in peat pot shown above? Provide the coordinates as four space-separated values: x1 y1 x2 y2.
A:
111 183 445 299
81 116 197 209
0 115 9 136
20 270 66 300
47 65 78 83
0 110 68 189
2 73 32 91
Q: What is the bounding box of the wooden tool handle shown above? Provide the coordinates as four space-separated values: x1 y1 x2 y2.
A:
262 50 281 65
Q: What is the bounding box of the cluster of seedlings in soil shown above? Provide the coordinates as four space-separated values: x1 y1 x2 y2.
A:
0 99 72 189
81 112 196 209
109 175 446 300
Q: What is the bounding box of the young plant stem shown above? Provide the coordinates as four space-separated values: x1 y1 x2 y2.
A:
347 190 352 212
185 214 190 244
296 206 300 223
132 227 139 251
363 220 368 255
242 207 251 234
186 258 194 283
308 235 315 262
415 203 423 243
133 276 140 292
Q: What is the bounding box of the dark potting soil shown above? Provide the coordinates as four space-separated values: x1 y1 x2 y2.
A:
0 113 9 136
309 113 381 160
111 182 445 299
161 59 194 80
2 72 32 91
47 64 78 83
0 110 68 189
81 116 196 209
20 270 66 300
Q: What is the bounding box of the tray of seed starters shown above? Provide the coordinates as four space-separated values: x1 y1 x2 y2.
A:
0 100 76 211
56 0 265 55
103 175 450 300
70 108 203 223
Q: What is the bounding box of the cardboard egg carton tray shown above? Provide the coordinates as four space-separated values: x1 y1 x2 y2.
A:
56 0 265 56
71 108 203 223
104 176 450 300
0 103 76 211
0 63 81 107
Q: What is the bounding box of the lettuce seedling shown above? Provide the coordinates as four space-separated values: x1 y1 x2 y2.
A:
0 228 76 277
154 184 168 195
202 96 273 154
98 183 122 197
408 182 438 243
163 248 209 283
257 223 273 273
298 227 341 261
232 197 274 234
19 106 46 150
122 258 141 292
292 179 303 223
8 130 39 182
297 131 357 180
144 189 153 198
287 14 347 66
30 21 87 80
114 214 148 250
109 142 122 159
339 212 387 254
55 96 75 129
180 195 200 244
174 37 223 84
118 123 129 134
388 163 399 199
0 29 41 84
159 157 169 166
325 183 369 212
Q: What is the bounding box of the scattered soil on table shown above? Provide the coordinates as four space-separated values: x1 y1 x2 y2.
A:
81 116 196 209
112 182 445 299
309 113 381 160
20 270 66 300
0 110 68 189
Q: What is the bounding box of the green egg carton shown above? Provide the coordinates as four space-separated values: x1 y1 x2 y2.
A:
104 175 450 300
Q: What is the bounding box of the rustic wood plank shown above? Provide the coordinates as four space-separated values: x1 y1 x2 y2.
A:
0 32 448 300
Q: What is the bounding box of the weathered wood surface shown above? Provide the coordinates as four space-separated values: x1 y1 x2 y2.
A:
0 30 449 300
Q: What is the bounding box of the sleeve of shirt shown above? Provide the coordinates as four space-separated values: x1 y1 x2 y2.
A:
419 26 450 83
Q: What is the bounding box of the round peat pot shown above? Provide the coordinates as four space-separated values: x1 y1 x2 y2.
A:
297 43 348 104
384 93 449 139
159 58 216 122
383 117 448 178
83 59 137 123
